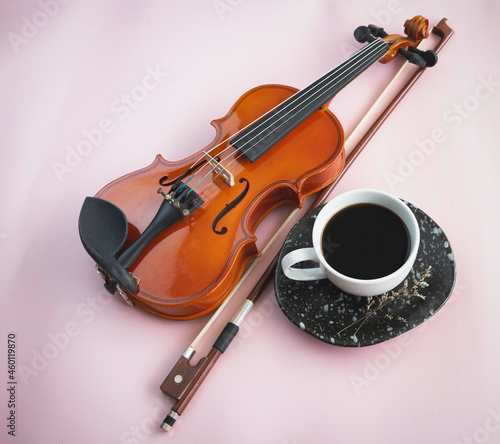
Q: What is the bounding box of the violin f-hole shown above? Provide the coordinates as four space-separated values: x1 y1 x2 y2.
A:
212 178 250 235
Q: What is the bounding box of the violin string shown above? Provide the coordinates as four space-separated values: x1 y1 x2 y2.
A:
221 40 384 164
210 40 387 189
180 39 386 195
178 38 388 198
213 40 388 184
221 39 389 167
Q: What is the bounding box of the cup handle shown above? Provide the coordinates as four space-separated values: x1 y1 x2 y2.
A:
281 247 327 281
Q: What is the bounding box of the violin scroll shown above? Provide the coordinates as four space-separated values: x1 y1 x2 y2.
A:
404 15 430 41
355 15 438 67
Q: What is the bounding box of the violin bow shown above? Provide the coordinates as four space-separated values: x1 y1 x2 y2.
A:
159 18 454 432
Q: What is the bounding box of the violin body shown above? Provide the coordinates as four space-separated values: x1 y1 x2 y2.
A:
79 15 437 320
94 84 344 319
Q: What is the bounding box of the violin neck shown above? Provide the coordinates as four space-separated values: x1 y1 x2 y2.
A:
231 38 390 163
300 39 390 108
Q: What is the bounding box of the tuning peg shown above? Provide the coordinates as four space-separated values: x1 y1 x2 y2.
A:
368 24 388 38
408 46 438 67
398 48 426 67
354 26 376 43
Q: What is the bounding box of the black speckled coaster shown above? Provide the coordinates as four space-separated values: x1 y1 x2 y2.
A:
275 201 456 347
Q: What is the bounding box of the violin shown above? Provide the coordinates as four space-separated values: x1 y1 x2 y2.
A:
78 16 437 320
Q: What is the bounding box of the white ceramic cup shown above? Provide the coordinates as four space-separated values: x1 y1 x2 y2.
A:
281 189 420 297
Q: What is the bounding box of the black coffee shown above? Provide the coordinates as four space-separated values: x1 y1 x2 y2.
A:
321 203 410 280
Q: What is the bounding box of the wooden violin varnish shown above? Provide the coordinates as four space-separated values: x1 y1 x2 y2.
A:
78 15 439 320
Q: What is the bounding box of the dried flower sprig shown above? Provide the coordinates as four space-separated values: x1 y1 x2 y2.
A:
335 266 432 336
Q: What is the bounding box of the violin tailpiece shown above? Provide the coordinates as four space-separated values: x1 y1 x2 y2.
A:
78 181 205 295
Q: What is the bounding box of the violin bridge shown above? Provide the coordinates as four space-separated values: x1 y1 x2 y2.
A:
204 151 234 187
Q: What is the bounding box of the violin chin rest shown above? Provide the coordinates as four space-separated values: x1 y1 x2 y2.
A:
78 197 138 293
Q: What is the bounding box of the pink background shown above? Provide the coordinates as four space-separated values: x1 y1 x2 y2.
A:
1 1 500 443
